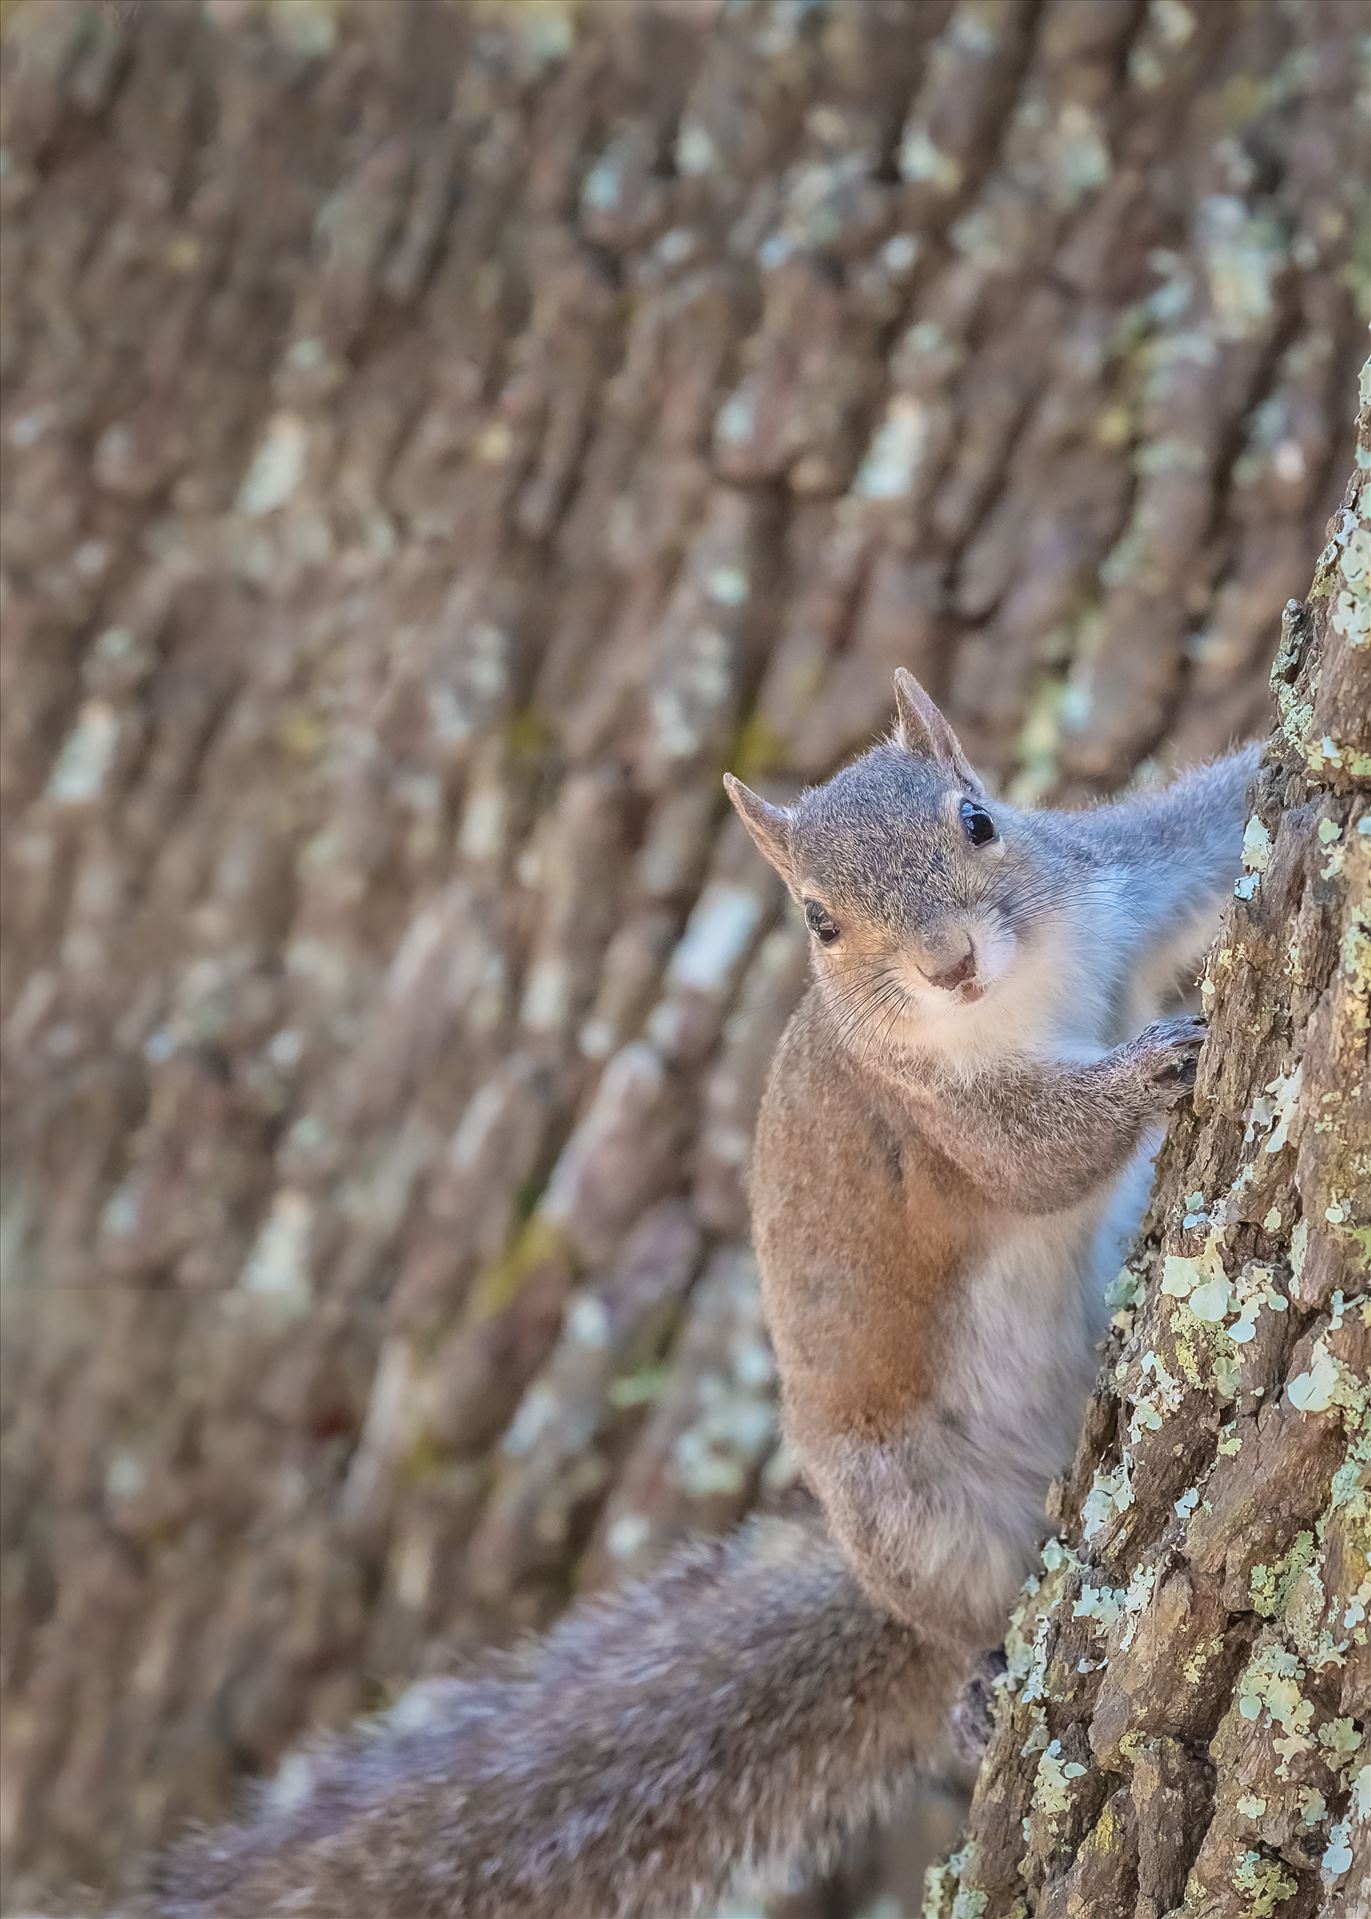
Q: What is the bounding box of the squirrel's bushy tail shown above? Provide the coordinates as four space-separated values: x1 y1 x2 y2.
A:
148 1517 959 1919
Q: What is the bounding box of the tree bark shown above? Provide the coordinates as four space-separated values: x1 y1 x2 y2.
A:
931 383 1369 1918
0 1 1365 1911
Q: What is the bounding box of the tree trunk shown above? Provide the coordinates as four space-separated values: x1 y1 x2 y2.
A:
0 1 1364 1911
931 388 1369 1917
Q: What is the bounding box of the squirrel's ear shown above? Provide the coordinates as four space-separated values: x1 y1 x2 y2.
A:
723 774 795 883
891 668 982 792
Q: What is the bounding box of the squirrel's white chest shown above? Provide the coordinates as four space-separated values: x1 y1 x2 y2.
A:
961 1215 1100 1467
953 1135 1158 1484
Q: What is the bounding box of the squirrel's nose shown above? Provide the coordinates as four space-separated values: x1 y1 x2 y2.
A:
926 942 977 992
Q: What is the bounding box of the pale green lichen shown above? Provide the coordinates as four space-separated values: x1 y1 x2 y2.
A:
675 122 719 176
603 1512 652 1562
1271 599 1317 741
706 564 750 608
948 202 1013 268
1028 1739 1088 1828
1182 1635 1224 1685
46 699 121 805
715 388 757 446
1353 1762 1371 1819
1046 103 1109 206
1305 731 1371 779
581 147 627 215
1298 1786 1329 1827
1127 1349 1183 1441
921 1844 991 1919
1010 1582 1061 1708
1327 486 1370 646
1247 1062 1304 1155
1231 1847 1298 1912
1107 1261 1147 1313
1317 1717 1363 1758
1073 1581 1124 1632
854 396 932 500
1162 1253 1205 1296
1236 1644 1316 1773
1329 1434 1370 1519
1154 0 1197 46
271 8 346 78
1190 1275 1234 1322
949 1891 988 1919
1009 672 1072 806
1162 1185 1289 1359
1224 1262 1289 1346
240 1189 314 1318
1249 1532 1316 1619
666 884 763 996
898 128 963 191
1242 814 1274 872
237 411 309 514
1321 1823 1353 1882
1101 1258 1150 1337
1082 1457 1134 1542
1200 195 1285 340
978 1553 1044 1719
1287 1340 1359 1416
1116 1561 1160 1653
1136 436 1207 477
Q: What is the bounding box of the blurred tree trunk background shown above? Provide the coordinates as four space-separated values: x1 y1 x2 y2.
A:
0 0 1364 1911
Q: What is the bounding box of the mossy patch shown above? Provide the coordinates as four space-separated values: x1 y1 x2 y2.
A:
467 1214 573 1321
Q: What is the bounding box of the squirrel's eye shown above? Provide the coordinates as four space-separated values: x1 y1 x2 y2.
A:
804 900 841 945
959 801 997 848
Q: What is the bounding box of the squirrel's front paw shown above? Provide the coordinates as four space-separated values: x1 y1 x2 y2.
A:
1133 1012 1207 1108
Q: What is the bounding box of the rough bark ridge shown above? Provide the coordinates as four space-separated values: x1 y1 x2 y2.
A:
930 386 1369 1918
0 0 1365 1910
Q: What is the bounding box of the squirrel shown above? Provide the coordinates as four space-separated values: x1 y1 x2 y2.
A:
139 672 1258 1919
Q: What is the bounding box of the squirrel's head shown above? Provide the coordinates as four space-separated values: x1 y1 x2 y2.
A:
725 671 1061 1044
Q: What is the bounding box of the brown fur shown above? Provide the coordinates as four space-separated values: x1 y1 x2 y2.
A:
754 998 978 1444
735 696 1254 1653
